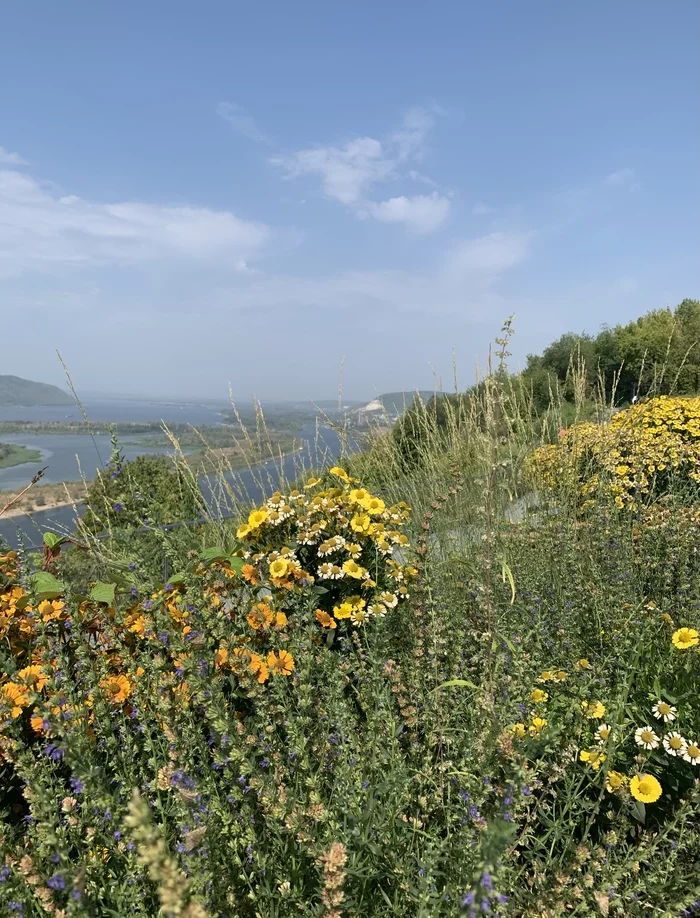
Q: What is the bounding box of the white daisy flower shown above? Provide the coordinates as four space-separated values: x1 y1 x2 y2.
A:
634 726 660 750
683 740 700 765
663 732 686 757
596 724 613 744
652 700 677 723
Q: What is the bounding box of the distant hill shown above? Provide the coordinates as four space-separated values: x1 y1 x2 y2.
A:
0 375 72 407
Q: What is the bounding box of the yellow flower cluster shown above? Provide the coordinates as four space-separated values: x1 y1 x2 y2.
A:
527 397 700 510
234 469 414 628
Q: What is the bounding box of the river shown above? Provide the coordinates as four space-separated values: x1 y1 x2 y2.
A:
0 422 347 548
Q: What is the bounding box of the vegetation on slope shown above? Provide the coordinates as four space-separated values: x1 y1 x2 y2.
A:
0 375 72 407
0 443 42 470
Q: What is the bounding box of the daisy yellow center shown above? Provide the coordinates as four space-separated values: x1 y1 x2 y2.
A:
669 736 682 750
640 730 654 744
599 727 610 740
688 744 700 758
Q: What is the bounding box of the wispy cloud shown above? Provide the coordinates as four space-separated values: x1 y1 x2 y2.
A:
270 107 451 233
0 156 275 277
0 145 28 166
471 202 493 216
216 102 271 145
363 193 451 234
605 168 638 188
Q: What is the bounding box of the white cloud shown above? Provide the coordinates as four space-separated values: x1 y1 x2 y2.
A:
271 107 448 232
605 168 636 187
216 102 270 144
471 202 493 215
271 135 392 205
445 231 534 281
365 193 451 234
407 169 438 188
0 145 28 166
0 160 273 277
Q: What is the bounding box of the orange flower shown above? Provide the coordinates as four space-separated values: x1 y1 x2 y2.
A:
241 564 259 585
38 599 65 623
214 647 229 669
274 612 288 629
247 603 274 631
101 674 132 704
315 609 337 629
1 682 30 718
267 650 294 677
249 654 269 683
17 665 49 691
30 714 47 733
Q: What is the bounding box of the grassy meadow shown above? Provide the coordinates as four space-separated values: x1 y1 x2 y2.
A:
1 354 700 916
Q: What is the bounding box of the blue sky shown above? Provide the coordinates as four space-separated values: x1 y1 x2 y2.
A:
0 0 698 400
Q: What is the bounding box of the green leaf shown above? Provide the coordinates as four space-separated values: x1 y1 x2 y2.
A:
42 532 64 549
30 571 65 599
89 582 117 605
631 800 646 824
199 547 228 563
166 573 187 586
433 678 479 693
227 556 245 573
501 561 516 604
313 585 329 595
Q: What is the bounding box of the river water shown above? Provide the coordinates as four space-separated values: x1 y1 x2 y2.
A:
0 418 347 548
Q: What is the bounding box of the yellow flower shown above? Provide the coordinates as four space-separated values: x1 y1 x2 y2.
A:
275 612 287 629
672 627 699 650
267 650 294 677
101 674 132 704
581 700 605 719
329 466 350 482
315 609 337 629
333 602 353 620
342 559 366 580
605 771 628 793
575 659 591 670
538 671 555 682
529 716 547 736
361 496 386 516
247 508 268 530
552 670 568 682
304 477 322 489
579 749 606 770
249 654 269 684
629 773 662 804
236 523 251 539
530 689 549 704
507 723 526 738
17 665 49 691
349 488 370 504
350 513 374 535
1 682 30 718
38 599 65 622
269 558 290 580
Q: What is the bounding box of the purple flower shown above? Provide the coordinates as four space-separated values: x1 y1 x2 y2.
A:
72 889 82 900
521 786 531 796
462 892 475 907
69 777 84 793
0 866 10 882
113 502 124 512
481 871 493 890
47 874 66 891
45 744 64 761
468 805 479 819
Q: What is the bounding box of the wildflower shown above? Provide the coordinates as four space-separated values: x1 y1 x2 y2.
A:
241 564 258 584
581 700 605 719
38 599 65 622
30 715 47 733
342 559 366 580
579 749 606 770
47 874 66 891
575 659 591 670
672 627 699 650
596 724 612 743
247 603 274 631
304 477 322 488
367 602 387 617
634 726 660 750
663 732 686 757
349 488 370 504
267 650 294 677
236 523 251 539
529 716 547 736
247 508 268 530
350 513 374 535
269 558 290 579
530 689 549 703
629 773 662 804
17 665 49 691
605 771 628 793
362 496 386 516
350 608 366 626
1 682 30 718
101 674 132 704
214 648 228 669
652 700 677 722
333 602 353 620
683 741 700 765
275 612 287 628
315 609 337 629
508 723 526 738
248 655 269 684
329 466 350 482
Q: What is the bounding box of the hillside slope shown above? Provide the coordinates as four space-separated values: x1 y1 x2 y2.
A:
0 375 72 406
